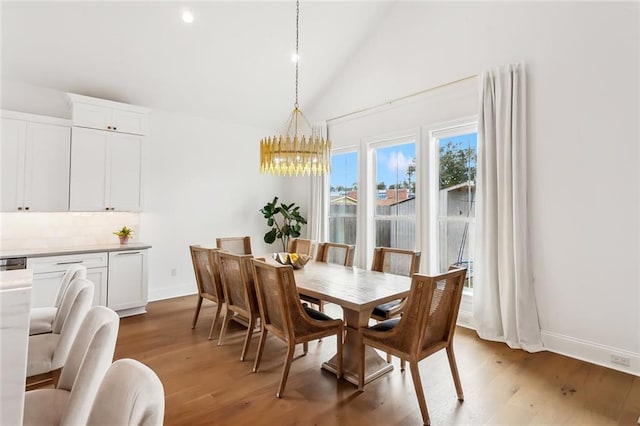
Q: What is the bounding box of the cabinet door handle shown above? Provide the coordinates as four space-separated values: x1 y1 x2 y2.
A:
107 126 112 130
25 207 30 210
116 252 140 256
56 260 84 265
113 127 117 131
17 207 23 211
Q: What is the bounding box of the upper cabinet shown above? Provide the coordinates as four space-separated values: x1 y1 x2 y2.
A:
0 112 71 212
67 94 149 212
69 127 143 211
67 93 149 136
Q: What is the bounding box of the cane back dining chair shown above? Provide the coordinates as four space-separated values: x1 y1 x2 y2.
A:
370 247 421 322
250 259 344 398
287 238 316 257
315 242 355 267
216 236 253 255
189 245 225 340
217 251 261 361
359 267 467 425
307 242 356 313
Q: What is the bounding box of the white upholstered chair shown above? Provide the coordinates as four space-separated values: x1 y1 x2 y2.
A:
24 306 120 426
26 277 94 389
87 358 165 426
29 264 87 335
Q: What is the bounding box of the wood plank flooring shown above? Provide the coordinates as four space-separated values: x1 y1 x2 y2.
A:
114 295 639 425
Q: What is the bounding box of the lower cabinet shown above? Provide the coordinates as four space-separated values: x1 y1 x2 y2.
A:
27 248 148 316
27 252 108 308
107 250 148 315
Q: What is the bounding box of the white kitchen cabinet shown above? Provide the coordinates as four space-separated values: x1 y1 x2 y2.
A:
69 127 143 211
1 113 71 212
107 249 148 315
67 93 148 136
27 252 109 308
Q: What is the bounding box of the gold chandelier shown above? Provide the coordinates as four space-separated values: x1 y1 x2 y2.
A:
260 0 331 176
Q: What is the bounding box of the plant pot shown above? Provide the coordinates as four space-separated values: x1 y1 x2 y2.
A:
119 236 129 245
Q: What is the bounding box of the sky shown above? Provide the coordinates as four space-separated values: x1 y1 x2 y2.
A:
330 132 477 191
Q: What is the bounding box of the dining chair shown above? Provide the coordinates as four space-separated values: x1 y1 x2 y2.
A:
24 306 120 426
29 264 87 336
308 242 356 313
189 245 226 340
370 247 421 321
250 259 343 398
87 358 165 426
288 238 316 257
358 267 467 425
216 236 253 255
26 277 94 390
315 242 355 267
217 251 261 361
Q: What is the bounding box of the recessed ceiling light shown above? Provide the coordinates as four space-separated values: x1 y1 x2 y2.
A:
182 10 194 24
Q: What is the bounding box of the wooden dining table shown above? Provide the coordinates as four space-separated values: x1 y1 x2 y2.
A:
288 260 412 386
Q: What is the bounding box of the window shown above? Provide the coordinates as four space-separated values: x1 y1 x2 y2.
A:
433 126 477 290
328 151 357 245
372 141 417 250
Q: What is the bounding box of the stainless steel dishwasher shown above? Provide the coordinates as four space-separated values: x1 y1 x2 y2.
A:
0 257 27 271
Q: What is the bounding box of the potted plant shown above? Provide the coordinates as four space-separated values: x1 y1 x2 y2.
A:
113 226 133 245
260 196 307 252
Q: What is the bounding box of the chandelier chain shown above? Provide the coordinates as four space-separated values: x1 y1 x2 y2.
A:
295 0 299 109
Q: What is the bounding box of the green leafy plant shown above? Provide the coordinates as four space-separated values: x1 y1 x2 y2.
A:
260 196 307 252
113 226 133 238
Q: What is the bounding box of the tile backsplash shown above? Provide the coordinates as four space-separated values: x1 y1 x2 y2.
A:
0 212 140 250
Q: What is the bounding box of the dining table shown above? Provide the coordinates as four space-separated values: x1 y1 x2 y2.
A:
284 259 412 386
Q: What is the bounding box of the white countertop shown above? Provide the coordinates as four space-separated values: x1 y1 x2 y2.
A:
0 242 152 259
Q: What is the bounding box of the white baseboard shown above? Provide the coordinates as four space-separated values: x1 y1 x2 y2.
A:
148 282 196 302
541 330 639 377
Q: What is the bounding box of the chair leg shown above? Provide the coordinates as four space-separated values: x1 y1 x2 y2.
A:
318 300 324 313
208 302 223 340
409 361 430 426
387 353 392 363
303 341 308 354
217 308 232 346
253 329 268 373
192 296 203 329
276 344 296 398
400 358 406 371
446 346 464 401
358 338 365 391
336 327 343 379
240 316 256 362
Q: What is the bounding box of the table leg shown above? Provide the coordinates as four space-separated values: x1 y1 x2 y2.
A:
321 307 393 386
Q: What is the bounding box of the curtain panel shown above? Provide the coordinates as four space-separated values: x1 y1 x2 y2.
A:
473 62 544 352
309 122 329 243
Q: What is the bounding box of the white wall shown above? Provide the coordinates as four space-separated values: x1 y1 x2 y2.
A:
309 2 639 374
140 109 294 300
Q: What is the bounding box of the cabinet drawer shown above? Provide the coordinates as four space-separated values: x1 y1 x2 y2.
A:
27 252 108 273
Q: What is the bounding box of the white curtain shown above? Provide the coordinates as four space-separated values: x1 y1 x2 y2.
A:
473 62 543 352
308 122 329 242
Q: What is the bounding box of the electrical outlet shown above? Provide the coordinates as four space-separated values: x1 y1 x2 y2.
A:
170 268 177 277
610 354 630 367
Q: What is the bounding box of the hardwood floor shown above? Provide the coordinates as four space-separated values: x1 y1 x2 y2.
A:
115 295 639 425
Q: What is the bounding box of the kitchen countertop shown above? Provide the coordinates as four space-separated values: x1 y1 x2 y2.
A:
0 242 152 259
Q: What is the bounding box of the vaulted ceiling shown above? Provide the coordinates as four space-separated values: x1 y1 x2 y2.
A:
1 1 393 130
